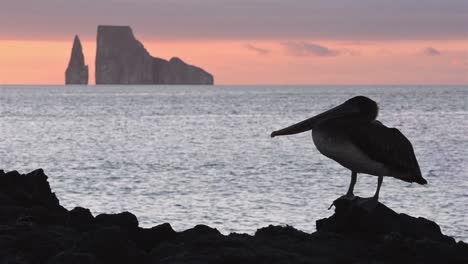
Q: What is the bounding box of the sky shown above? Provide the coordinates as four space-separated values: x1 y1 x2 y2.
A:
0 0 467 85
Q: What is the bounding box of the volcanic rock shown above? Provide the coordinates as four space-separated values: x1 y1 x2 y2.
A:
317 197 455 243
65 35 89 84
67 207 94 231
0 169 467 264
95 212 139 231
95 25 214 85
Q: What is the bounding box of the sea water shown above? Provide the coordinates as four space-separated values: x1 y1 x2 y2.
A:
0 85 467 241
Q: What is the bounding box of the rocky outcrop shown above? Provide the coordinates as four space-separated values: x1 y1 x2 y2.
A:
317 197 455 243
0 169 467 264
65 35 88 84
95 25 214 85
153 57 214 84
95 26 153 84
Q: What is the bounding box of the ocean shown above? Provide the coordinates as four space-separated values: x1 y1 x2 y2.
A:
0 85 467 241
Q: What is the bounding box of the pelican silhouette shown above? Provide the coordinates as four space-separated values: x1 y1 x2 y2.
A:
271 96 426 208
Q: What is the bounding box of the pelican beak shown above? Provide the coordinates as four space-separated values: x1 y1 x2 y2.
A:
270 102 359 137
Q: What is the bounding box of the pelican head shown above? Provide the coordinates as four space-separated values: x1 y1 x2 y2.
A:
271 96 378 137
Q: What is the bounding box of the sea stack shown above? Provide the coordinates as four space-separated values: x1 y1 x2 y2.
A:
65 35 88 84
95 25 214 85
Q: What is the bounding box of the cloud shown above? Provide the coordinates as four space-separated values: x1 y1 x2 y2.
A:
423 47 441 56
341 48 361 56
282 42 340 57
245 44 270 55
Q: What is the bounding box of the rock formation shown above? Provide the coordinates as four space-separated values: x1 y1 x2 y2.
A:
95 25 214 85
0 169 467 264
153 57 214 84
65 35 88 84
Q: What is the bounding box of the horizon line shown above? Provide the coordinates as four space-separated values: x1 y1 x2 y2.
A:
1 84 468 87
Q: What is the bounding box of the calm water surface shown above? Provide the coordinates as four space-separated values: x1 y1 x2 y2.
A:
0 85 467 241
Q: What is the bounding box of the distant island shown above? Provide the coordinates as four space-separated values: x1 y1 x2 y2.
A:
65 35 89 85
65 25 214 85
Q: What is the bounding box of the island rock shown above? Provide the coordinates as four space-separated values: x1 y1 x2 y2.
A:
95 25 214 85
65 35 88 84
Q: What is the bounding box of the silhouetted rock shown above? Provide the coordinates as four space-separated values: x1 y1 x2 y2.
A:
0 169 467 264
68 207 95 231
95 26 153 84
179 224 221 238
0 169 64 212
96 25 214 85
95 212 139 230
131 223 177 252
75 227 147 264
65 35 89 84
316 197 455 243
153 57 214 84
48 251 98 264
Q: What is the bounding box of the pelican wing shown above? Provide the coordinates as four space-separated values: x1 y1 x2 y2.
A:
349 121 426 184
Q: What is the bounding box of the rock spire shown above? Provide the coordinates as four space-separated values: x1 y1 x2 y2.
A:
65 35 88 84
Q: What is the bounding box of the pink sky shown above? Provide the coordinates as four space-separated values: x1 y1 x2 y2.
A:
0 0 467 85
1 38 467 85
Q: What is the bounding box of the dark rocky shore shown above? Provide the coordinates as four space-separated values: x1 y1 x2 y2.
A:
0 169 466 264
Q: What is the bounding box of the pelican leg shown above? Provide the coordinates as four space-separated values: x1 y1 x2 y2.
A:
356 176 383 211
345 171 357 198
329 171 358 209
374 175 383 200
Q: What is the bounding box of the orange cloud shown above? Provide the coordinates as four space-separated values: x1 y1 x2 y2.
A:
282 42 340 57
245 44 270 56
423 47 442 56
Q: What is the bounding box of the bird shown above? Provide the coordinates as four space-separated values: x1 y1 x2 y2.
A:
270 96 426 209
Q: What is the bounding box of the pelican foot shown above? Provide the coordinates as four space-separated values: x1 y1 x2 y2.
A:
328 194 356 209
340 194 357 200
354 197 379 212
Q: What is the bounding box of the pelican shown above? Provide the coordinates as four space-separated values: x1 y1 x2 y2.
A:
271 96 426 209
